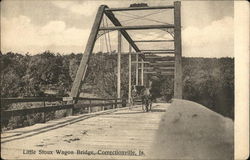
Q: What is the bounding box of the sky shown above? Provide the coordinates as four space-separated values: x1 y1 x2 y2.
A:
1 0 234 57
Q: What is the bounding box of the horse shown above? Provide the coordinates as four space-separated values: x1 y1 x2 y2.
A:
141 87 152 112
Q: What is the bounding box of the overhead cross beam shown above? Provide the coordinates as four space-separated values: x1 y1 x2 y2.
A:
149 62 175 67
132 61 150 64
140 67 175 73
141 66 175 70
143 52 175 55
145 57 174 61
144 71 174 75
99 24 175 31
105 5 174 11
127 51 175 55
141 49 174 52
134 40 174 42
153 61 175 63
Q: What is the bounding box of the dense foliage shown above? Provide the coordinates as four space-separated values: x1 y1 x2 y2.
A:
0 52 234 119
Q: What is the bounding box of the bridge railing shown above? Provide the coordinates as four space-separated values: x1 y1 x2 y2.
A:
1 97 125 131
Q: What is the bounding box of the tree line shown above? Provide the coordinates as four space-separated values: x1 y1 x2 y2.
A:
0 51 234 119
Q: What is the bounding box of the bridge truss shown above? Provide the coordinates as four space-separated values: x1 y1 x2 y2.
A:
70 1 182 104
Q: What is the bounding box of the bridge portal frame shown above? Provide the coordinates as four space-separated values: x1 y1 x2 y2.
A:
70 2 182 106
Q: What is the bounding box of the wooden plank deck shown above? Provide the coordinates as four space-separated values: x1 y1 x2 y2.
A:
1 103 169 159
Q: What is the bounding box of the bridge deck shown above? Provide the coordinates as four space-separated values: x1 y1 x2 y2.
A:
1 103 169 159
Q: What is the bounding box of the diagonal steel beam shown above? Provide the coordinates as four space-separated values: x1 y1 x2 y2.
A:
70 5 106 100
104 7 140 53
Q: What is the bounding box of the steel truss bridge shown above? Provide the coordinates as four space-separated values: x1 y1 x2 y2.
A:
70 1 183 105
1 2 184 159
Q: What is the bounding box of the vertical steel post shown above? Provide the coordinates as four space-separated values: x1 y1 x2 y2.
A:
128 45 132 104
136 53 139 85
144 73 148 88
174 1 182 99
117 31 122 99
141 60 144 85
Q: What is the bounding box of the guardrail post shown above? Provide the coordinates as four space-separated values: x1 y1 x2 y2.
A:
115 99 117 108
1 101 8 130
122 98 126 107
43 99 46 123
66 104 73 116
102 100 105 111
71 100 75 115
112 100 115 109
88 100 91 113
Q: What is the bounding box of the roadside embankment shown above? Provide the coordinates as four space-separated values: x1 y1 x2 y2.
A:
150 99 234 159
